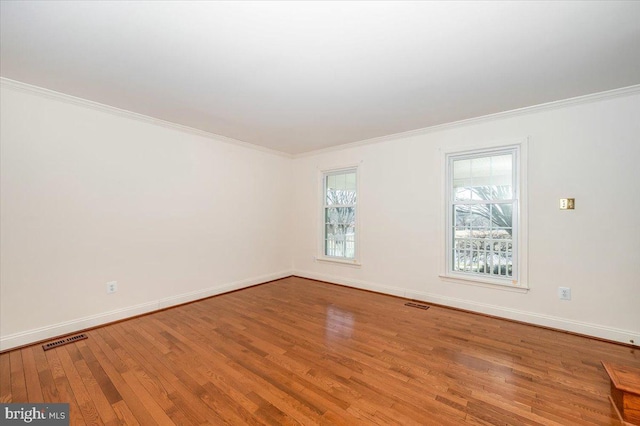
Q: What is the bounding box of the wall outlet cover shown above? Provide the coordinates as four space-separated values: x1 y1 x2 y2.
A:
558 286 571 300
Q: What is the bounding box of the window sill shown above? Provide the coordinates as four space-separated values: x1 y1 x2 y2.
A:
439 273 529 293
315 257 362 267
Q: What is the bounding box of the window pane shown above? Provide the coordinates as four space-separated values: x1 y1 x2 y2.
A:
326 171 357 205
454 187 472 201
326 189 337 205
454 154 513 201
454 203 512 230
345 172 356 190
490 203 513 232
325 175 334 204
325 222 355 259
327 188 357 205
452 234 513 277
453 159 471 181
325 207 355 225
327 175 336 191
471 157 492 186
454 204 491 231
475 185 513 201
491 154 512 187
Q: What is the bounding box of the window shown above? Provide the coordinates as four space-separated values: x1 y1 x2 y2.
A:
446 146 522 286
322 168 357 261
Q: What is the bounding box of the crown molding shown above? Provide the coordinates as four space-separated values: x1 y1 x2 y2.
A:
293 84 640 158
3 77 637 160
0 77 293 159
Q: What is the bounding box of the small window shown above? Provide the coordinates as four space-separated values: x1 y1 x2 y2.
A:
446 146 521 285
322 168 357 260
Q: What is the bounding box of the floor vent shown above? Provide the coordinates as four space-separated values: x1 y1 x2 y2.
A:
42 334 88 351
405 302 430 310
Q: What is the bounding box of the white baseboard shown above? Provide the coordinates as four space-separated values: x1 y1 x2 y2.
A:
0 270 293 351
293 270 639 346
5 270 636 351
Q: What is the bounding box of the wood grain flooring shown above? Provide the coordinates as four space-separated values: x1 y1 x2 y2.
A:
1 276 638 425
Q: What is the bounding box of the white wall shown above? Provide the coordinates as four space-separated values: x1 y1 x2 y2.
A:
292 91 640 344
0 83 293 350
2 80 638 351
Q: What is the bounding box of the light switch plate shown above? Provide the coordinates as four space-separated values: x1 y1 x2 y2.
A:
559 198 575 210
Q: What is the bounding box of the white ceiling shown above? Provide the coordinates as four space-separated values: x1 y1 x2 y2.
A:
1 1 639 155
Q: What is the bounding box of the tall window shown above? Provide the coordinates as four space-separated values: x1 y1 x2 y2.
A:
447 147 519 283
323 169 357 260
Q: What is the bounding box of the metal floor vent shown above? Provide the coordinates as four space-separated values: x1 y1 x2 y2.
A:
42 333 88 351
405 302 430 310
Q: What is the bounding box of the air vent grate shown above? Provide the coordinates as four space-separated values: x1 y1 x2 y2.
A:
405 302 430 310
42 333 88 351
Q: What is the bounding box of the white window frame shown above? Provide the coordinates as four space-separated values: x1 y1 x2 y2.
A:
316 165 361 266
441 139 528 290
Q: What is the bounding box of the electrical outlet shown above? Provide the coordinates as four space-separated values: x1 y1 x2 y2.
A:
558 286 571 300
106 281 118 294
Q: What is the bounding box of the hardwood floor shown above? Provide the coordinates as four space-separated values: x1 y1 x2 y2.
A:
1 276 638 425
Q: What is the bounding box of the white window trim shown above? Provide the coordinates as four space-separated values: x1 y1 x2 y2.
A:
316 164 362 266
439 138 528 290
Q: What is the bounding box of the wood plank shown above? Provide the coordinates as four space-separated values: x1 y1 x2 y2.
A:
32 345 59 402
9 350 27 402
45 347 88 425
0 351 12 403
110 323 224 424
2 277 639 425
67 342 119 425
102 326 183 426
21 346 44 401
111 400 140 426
88 329 160 426
56 344 105 425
